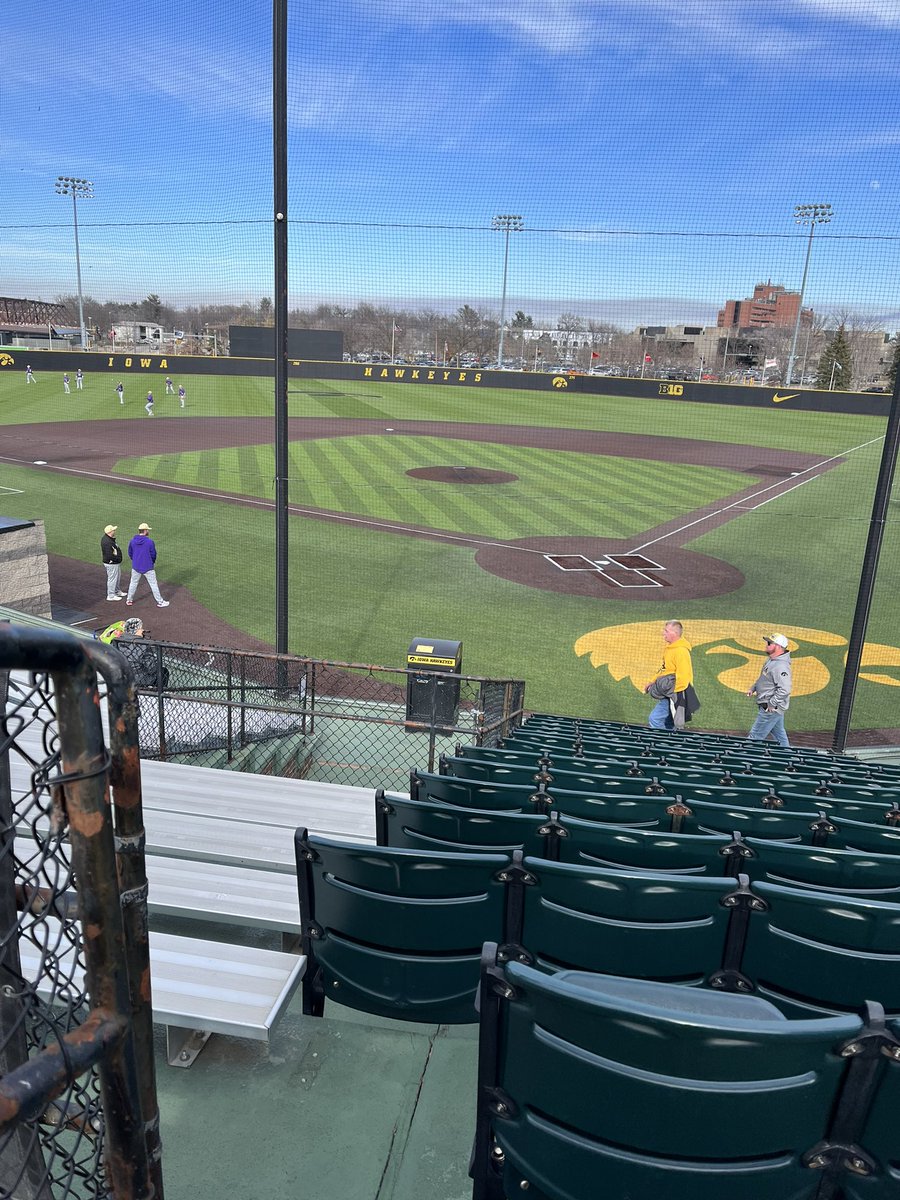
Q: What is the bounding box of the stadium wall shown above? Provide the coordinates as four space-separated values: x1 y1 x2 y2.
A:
0 348 890 417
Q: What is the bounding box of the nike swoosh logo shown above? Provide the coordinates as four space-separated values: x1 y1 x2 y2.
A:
772 393 799 404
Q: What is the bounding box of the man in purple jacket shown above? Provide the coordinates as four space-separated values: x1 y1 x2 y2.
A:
125 522 170 607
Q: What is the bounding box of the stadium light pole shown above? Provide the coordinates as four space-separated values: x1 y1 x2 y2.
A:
55 176 93 349
492 215 524 369
785 203 832 388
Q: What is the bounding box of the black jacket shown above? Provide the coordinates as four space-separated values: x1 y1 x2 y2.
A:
115 634 160 687
101 534 122 565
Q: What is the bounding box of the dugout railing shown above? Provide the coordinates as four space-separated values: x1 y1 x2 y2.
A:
0 625 162 1199
117 638 526 789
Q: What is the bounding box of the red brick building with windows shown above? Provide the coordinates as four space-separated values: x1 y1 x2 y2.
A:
717 281 812 329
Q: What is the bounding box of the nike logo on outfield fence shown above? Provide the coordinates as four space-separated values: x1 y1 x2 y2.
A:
772 393 800 404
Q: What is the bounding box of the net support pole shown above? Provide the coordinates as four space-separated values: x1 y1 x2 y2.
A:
832 380 900 752
273 0 289 658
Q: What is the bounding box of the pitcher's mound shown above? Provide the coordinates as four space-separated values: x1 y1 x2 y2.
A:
407 466 518 484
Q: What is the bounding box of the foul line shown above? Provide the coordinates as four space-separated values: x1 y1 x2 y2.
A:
629 435 884 555
0 454 549 556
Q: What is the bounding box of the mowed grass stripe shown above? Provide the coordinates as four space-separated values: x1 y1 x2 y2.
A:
308 436 390 518
290 438 345 507
363 437 450 527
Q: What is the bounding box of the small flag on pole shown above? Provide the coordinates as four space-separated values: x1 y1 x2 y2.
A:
764 357 778 368
591 351 600 359
644 354 653 363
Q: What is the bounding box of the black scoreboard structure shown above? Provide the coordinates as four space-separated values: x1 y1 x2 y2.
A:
228 325 343 361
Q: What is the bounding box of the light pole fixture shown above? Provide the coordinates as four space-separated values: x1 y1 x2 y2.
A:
492 214 524 369
55 176 93 350
785 202 832 387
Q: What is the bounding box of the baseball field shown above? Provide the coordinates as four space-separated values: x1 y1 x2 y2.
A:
1 362 898 736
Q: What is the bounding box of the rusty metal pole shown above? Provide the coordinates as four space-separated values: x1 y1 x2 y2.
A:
0 625 159 1198
85 642 163 1198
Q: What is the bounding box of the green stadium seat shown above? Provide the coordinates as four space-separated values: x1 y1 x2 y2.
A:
743 837 900 898
375 789 552 856
741 881 900 1018
294 830 510 1023
471 944 900 1200
512 856 736 985
555 816 738 874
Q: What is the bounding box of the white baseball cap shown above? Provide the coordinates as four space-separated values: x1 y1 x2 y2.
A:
104 524 117 535
764 633 789 649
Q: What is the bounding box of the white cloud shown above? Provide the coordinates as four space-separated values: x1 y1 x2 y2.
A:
793 0 900 25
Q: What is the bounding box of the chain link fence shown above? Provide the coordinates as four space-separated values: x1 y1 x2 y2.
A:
114 639 526 791
1 628 161 1199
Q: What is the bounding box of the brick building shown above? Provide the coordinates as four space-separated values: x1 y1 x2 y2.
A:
717 281 812 329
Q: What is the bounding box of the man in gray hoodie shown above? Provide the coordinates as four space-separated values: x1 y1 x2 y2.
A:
747 633 793 747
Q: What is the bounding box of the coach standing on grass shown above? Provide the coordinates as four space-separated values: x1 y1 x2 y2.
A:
747 633 792 747
126 522 170 608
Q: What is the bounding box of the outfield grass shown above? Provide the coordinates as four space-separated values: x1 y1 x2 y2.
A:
1 369 897 732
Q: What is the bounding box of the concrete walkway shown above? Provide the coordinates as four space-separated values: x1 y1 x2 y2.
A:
154 999 477 1200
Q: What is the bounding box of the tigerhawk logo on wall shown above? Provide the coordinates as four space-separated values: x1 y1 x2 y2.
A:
574 620 900 695
0 353 15 366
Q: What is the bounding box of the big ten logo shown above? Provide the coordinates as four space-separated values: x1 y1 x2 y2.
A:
575 620 900 696
659 384 684 396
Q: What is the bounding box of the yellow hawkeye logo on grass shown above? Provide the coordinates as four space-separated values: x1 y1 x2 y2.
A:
575 619 900 696
772 392 799 404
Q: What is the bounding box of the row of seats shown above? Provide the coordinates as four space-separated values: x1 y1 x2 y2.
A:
294 829 900 1025
508 712 900 785
376 791 900 897
403 719 900 1196
441 753 900 813
412 772 900 855
519 712 898 776
454 741 893 801
471 943 900 1200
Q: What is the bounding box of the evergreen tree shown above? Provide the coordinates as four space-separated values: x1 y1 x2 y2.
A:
816 324 854 390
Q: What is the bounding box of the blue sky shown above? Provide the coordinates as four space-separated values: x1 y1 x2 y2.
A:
3 0 900 326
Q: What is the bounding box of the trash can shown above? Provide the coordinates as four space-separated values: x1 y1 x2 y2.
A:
405 638 463 733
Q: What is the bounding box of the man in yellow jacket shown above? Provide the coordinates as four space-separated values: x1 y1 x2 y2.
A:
644 620 694 730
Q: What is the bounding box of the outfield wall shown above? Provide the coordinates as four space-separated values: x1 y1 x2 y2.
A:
1 348 891 417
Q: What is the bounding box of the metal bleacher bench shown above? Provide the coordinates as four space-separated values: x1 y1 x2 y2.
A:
17 925 307 1068
6 715 370 1065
